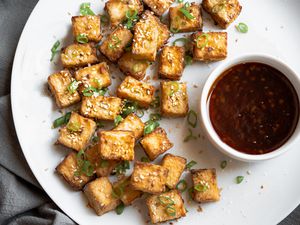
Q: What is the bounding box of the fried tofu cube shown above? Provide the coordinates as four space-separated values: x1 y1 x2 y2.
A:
80 96 122 120
56 151 94 190
140 127 173 161
72 15 102 42
75 62 111 93
118 52 149 80
113 113 145 140
161 154 186 189
99 130 135 161
202 0 242 29
117 76 155 108
61 43 98 68
48 70 81 108
192 31 227 61
100 27 133 62
105 0 143 27
191 169 220 203
132 13 159 61
113 176 142 205
159 46 185 80
84 177 121 216
85 145 119 177
58 112 96 151
131 162 168 194
143 0 174 16
169 3 202 33
146 190 186 223
161 81 189 117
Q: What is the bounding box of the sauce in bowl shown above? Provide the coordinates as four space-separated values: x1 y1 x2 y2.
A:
209 62 299 155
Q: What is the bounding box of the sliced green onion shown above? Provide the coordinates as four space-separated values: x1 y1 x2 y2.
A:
141 156 150 162
187 110 197 128
188 186 194 198
100 159 109 168
236 176 244 184
220 160 227 169
124 10 138 29
67 121 81 132
173 38 189 46
144 120 159 135
236 22 248 33
75 150 94 177
92 136 99 143
136 109 144 118
158 196 175 206
77 149 85 161
186 160 197 169
82 87 107 97
53 112 71 128
114 115 123 126
179 6 195 20
212 3 225 14
194 183 208 192
149 113 161 121
150 96 160 108
76 34 88 44
184 2 191 8
184 55 193 65
115 161 130 175
96 120 105 128
112 186 124 199
166 206 176 217
116 202 125 215
176 180 187 192
169 81 180 96
67 80 79 94
178 0 183 3
196 33 209 49
81 160 94 176
101 15 109 25
50 40 60 61
121 100 138 117
80 2 95 16
170 27 179 33
183 128 197 142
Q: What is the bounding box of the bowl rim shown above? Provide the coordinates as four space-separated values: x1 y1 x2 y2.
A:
200 53 300 162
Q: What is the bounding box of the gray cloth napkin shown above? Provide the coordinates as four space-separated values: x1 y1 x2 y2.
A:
0 0 299 224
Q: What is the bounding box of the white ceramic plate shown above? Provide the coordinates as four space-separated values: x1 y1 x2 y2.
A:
11 0 300 224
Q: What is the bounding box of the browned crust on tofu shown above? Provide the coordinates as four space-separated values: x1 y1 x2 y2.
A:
143 0 174 16
191 168 220 203
192 31 227 61
140 127 173 161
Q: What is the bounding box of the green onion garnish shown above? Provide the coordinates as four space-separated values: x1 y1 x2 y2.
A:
187 109 197 128
236 176 244 184
82 87 107 97
115 161 130 175
81 160 94 176
183 128 197 142
179 3 195 20
67 80 79 94
169 81 180 96
176 180 187 192
220 160 227 169
114 115 123 127
76 34 88 44
178 0 183 3
100 159 109 168
50 40 60 61
144 120 159 135
236 22 248 33
109 36 121 50
53 112 71 128
67 121 81 132
188 186 194 198
149 113 161 121
116 202 125 215
124 10 138 29
184 55 193 65
173 38 189 46
92 136 99 143
112 186 124 199
96 120 105 128
194 183 208 192
121 100 138 117
158 196 175 206
186 160 197 169
74 150 94 177
196 33 209 49
80 2 95 16
141 156 150 162
150 96 160 108
166 206 176 216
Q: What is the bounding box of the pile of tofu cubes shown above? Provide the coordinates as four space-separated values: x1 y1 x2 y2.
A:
48 0 242 223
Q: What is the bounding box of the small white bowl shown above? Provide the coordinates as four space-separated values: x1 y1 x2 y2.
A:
200 54 300 162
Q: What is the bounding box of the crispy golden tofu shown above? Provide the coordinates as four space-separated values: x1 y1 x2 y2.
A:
113 113 145 140
75 62 111 93
140 127 173 161
169 3 203 33
143 0 174 16
61 43 98 68
100 27 133 62
99 130 135 161
192 31 227 61
85 144 119 177
56 151 94 191
58 112 96 151
105 0 143 27
118 52 149 80
113 176 142 205
72 15 102 42
191 168 220 203
131 162 168 194
132 12 159 61
84 177 121 216
159 46 185 80
161 154 186 189
202 0 242 29
80 96 122 120
146 190 186 224
161 81 189 117
48 70 81 108
117 76 155 108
